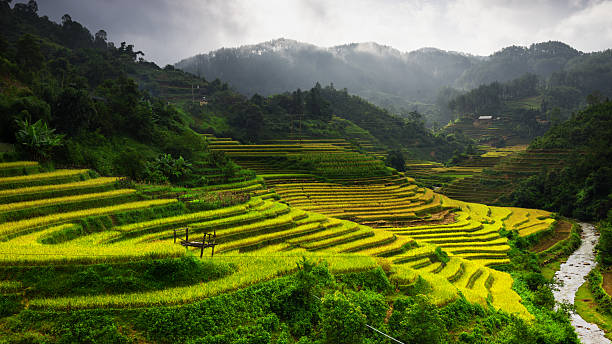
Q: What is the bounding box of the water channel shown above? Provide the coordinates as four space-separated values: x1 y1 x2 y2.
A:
552 222 610 344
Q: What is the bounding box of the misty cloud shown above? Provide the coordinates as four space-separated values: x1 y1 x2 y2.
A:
29 0 612 65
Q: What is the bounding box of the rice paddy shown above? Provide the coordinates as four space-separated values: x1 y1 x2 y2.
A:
0 156 556 320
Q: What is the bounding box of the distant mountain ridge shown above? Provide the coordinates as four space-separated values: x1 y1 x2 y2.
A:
175 39 592 116
175 39 482 108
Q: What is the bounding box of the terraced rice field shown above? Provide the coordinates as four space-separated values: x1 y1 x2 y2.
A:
404 160 484 188
0 160 554 320
266 173 555 268
442 148 573 204
446 116 531 146
404 146 528 189
206 135 390 178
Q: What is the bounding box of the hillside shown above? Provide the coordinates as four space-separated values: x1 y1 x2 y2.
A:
0 155 578 342
176 39 612 127
440 148 573 205
0 1 257 187
175 39 481 121
509 100 612 220
0 2 471 173
0 2 593 344
131 65 470 161
455 42 582 88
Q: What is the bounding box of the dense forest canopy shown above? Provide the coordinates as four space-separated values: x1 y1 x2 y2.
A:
510 100 612 220
0 0 222 184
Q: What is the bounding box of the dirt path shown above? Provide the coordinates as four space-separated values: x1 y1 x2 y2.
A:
553 223 610 344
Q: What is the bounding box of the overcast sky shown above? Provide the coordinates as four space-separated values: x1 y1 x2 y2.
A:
28 0 612 66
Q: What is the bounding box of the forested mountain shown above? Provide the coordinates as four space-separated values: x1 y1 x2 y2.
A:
176 40 612 127
175 39 481 118
455 42 582 88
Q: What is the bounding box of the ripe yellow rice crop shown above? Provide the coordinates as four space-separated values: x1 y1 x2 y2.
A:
0 238 184 265
391 243 437 263
0 280 22 292
503 207 555 236
0 164 535 320
301 227 373 250
0 177 119 197
214 210 307 239
28 253 377 309
0 199 177 237
132 202 290 243
435 258 463 280
358 236 414 256
469 258 511 266
0 189 136 213
488 270 533 319
438 237 508 248
113 201 255 233
15 223 79 243
285 219 348 245
453 260 483 289
0 169 89 184
517 219 555 237
0 161 38 169
325 230 395 253
218 221 325 253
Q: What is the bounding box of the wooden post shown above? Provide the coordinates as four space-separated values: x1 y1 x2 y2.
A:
200 236 205 258
173 229 176 243
185 227 189 242
211 230 216 257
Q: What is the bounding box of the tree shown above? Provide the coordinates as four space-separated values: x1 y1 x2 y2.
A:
293 88 304 113
229 102 264 142
15 33 43 71
94 29 108 49
94 29 107 42
61 14 72 25
306 83 330 120
26 0 37 13
599 219 612 266
388 295 446 344
320 291 366 344
385 150 405 171
14 118 64 160
60 14 94 49
143 154 192 184
53 87 95 135
0 34 8 58
408 110 422 122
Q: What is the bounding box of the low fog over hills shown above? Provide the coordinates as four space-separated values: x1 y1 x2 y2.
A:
176 39 608 124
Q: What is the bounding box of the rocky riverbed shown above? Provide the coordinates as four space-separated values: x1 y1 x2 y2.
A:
553 222 610 344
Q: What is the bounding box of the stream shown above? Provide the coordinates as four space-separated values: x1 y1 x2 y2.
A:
552 222 610 344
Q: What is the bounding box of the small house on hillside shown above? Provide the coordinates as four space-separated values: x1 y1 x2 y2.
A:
478 115 493 120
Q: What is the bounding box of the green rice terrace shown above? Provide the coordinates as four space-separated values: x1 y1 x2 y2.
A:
403 145 525 188
441 148 573 204
404 144 574 205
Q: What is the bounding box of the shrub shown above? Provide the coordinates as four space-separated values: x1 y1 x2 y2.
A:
320 291 367 344
388 295 446 344
14 118 64 160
